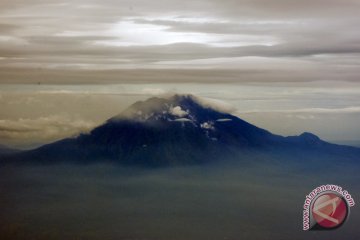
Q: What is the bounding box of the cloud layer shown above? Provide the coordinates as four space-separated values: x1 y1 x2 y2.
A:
0 115 96 148
0 0 360 83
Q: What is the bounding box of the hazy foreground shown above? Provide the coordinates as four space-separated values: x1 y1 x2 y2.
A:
0 159 359 240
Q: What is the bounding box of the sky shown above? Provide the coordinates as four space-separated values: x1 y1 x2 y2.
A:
0 0 360 149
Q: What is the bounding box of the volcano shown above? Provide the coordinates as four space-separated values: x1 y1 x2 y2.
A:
3 95 359 166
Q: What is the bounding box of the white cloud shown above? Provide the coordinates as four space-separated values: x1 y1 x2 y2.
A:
216 118 232 122
237 106 360 114
0 115 96 149
95 20 218 46
194 96 235 113
293 107 360 114
170 106 188 117
286 114 316 120
173 118 192 122
200 122 215 130
141 88 166 95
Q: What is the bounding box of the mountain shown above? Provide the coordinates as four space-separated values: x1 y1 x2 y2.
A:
2 95 359 166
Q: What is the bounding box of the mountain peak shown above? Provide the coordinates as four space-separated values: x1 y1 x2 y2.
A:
110 94 232 124
299 132 321 141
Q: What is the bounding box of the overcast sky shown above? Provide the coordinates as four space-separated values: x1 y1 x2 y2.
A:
0 0 360 148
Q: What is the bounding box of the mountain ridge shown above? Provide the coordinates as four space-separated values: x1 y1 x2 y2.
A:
1 94 359 166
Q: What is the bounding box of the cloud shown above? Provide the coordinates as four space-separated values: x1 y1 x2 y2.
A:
194 96 236 113
170 106 188 117
0 115 97 149
0 23 19 33
173 118 192 122
200 121 215 130
216 118 232 122
0 0 360 146
286 114 316 120
237 106 360 114
0 0 359 84
292 107 360 114
141 88 166 95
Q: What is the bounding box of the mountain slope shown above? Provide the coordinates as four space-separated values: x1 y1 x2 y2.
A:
2 95 359 166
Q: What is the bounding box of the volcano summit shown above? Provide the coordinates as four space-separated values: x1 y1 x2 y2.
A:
3 95 359 166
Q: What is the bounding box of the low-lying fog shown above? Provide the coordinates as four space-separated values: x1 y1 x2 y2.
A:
1 161 359 240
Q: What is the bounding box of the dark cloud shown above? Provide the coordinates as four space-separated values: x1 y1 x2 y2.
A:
1 67 359 84
0 0 358 84
0 23 19 33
